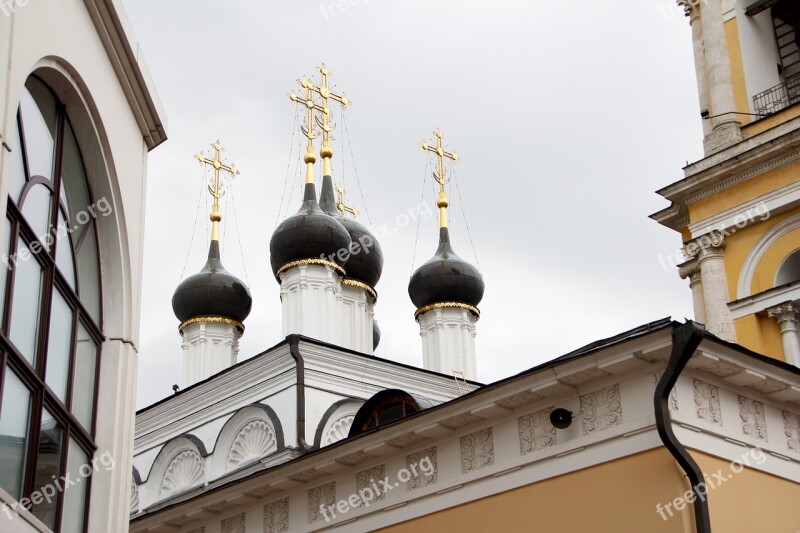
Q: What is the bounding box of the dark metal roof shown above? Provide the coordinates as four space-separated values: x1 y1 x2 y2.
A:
171 240 252 323
408 227 484 309
319 175 383 288
269 183 352 277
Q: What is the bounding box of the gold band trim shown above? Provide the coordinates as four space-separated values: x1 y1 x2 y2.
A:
414 302 480 319
276 258 346 277
342 278 378 300
179 316 245 333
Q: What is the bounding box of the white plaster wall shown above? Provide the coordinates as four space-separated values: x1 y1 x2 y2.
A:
418 307 478 381
736 1 782 109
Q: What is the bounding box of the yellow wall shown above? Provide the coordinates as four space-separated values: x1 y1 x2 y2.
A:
744 105 800 139
379 449 691 533
734 314 785 361
725 18 751 126
691 450 800 533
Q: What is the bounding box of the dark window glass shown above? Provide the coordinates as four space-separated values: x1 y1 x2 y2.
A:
30 409 63 529
0 369 31 500
0 75 102 532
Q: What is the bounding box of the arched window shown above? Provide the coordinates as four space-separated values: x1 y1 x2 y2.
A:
0 75 103 532
776 249 800 287
349 390 422 437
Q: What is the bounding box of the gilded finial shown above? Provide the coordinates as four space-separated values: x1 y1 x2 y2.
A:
289 82 325 185
335 186 359 217
300 64 350 177
195 140 239 242
420 129 458 229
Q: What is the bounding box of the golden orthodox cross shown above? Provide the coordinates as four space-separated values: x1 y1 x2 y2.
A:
420 129 458 228
289 83 326 184
301 64 350 176
195 140 239 241
335 186 359 217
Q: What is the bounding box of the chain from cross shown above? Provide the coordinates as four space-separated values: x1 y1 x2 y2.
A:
195 140 239 240
420 129 458 191
335 186 359 217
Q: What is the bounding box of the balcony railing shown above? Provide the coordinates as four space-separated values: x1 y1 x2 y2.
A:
753 73 800 117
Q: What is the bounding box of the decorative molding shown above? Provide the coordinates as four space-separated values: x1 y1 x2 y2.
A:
228 420 278 469
263 498 290 533
737 214 800 299
580 384 623 436
308 482 336 523
221 512 246 533
179 315 244 334
323 416 354 446
276 258 346 277
461 428 495 474
653 372 679 411
495 390 545 410
783 411 800 452
440 413 484 430
415 301 480 319
356 465 386 503
693 379 723 426
342 278 377 299
739 396 768 441
518 406 557 454
386 432 430 449
186 528 206 533
685 148 800 205
160 450 204 498
130 479 139 514
406 447 437 491
558 368 612 387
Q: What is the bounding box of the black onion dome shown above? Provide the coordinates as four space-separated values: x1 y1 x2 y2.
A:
172 240 253 324
269 183 352 277
408 227 484 309
319 175 383 288
373 320 381 350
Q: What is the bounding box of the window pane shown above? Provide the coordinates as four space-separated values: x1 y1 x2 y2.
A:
61 439 88 533
55 211 76 289
9 238 43 365
19 79 57 181
76 226 100 324
71 323 96 431
60 123 91 230
20 183 52 247
0 369 31 500
30 409 62 529
0 217 11 322
45 290 73 403
8 114 27 204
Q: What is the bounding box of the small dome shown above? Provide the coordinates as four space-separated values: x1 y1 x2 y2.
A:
270 183 352 277
319 176 383 288
373 320 381 350
408 227 484 310
172 241 252 325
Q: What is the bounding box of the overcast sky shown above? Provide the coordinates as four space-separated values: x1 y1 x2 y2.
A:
121 0 703 409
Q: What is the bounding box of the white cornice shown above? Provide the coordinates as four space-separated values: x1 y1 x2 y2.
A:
655 117 800 204
730 284 800 320
82 0 167 150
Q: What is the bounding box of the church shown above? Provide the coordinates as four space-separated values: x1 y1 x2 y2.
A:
1 0 800 532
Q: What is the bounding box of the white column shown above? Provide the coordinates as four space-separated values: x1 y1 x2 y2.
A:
339 282 375 354
767 302 800 367
417 307 478 381
678 1 712 138
279 264 342 346
699 0 742 153
685 233 736 341
180 321 240 387
679 259 706 324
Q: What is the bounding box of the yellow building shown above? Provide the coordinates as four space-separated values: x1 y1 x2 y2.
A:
652 0 800 366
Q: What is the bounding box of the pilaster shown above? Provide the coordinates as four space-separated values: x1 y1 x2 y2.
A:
767 302 800 367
